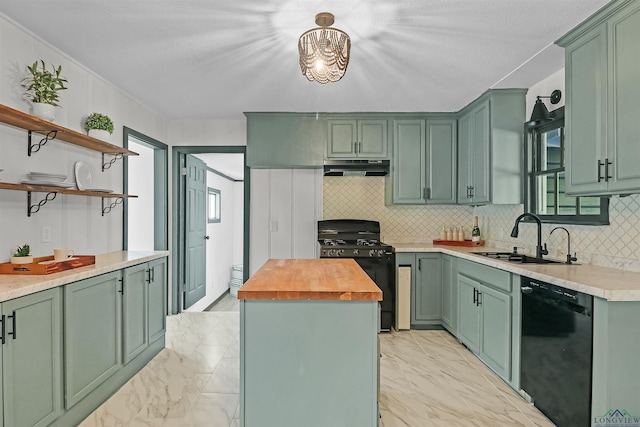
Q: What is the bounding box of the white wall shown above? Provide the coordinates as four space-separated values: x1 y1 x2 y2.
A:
185 169 242 312
250 169 323 275
0 15 166 261
127 141 155 250
232 180 244 265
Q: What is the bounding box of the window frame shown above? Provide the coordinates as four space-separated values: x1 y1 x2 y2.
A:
524 107 609 225
207 187 221 223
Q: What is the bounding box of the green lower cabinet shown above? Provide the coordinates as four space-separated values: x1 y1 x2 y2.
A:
412 254 442 327
1 288 63 427
477 285 511 380
64 271 122 409
148 258 167 343
441 255 457 334
123 264 148 364
457 272 512 381
457 275 481 353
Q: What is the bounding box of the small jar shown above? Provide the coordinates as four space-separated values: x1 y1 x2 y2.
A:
452 227 459 241
441 226 447 240
445 227 452 240
458 227 465 241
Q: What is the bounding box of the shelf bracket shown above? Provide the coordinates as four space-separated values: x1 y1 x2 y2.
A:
102 196 124 216
102 153 124 171
28 130 58 156
27 191 57 217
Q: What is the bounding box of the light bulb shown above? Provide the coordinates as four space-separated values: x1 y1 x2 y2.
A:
315 60 325 72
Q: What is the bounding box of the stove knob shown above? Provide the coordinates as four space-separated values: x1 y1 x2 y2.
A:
337 249 344 256
369 249 376 257
328 249 336 257
378 249 385 257
353 249 359 256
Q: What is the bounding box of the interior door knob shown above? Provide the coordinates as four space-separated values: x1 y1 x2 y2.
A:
204 236 210 240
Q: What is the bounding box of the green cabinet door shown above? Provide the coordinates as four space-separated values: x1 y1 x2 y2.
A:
392 120 426 204
564 25 608 195
560 1 640 196
457 274 480 353
245 113 326 168
426 119 457 204
441 255 456 333
123 263 148 364
607 2 640 194
412 254 442 325
478 284 512 380
458 101 490 205
327 119 388 158
148 258 167 344
64 271 122 409
2 289 62 427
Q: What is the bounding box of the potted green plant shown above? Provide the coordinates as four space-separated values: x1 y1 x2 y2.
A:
84 112 114 140
22 60 68 121
11 243 33 265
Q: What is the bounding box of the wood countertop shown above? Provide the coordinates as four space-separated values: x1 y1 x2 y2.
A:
238 259 383 301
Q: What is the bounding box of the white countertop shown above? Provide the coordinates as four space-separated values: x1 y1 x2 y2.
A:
391 243 640 302
0 251 169 303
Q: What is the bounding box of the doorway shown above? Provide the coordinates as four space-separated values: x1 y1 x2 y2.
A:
123 127 168 251
172 146 249 314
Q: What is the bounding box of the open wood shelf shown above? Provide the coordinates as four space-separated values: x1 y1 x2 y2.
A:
0 104 138 156
0 182 137 199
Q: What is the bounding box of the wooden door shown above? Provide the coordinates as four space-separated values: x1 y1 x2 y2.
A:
478 284 512 380
184 154 207 309
413 254 442 324
457 274 480 353
470 102 490 204
358 119 388 158
457 112 473 203
148 257 167 343
327 120 357 157
392 120 426 204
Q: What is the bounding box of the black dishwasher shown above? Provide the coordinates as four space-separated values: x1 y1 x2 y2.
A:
520 276 593 427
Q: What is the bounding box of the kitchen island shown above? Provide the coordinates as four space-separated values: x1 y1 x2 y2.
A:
238 258 382 427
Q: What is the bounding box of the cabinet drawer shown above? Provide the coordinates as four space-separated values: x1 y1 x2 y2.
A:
458 259 511 293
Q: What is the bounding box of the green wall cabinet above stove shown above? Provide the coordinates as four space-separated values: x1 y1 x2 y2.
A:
457 89 527 206
326 119 389 159
557 0 640 196
245 113 326 168
388 118 457 205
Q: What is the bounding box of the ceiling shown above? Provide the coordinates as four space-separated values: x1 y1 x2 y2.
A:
0 0 609 120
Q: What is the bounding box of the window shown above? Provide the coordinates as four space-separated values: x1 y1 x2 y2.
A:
207 187 221 223
524 107 609 225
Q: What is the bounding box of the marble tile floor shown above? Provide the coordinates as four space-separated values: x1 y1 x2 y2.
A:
81 301 553 426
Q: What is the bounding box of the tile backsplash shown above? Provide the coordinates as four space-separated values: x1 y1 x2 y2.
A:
323 176 640 272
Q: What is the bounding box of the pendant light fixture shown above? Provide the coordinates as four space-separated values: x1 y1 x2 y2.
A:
529 89 562 124
298 12 351 84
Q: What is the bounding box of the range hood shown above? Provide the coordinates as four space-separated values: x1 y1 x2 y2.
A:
323 159 390 176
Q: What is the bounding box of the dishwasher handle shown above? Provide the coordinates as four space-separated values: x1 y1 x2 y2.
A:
521 286 533 294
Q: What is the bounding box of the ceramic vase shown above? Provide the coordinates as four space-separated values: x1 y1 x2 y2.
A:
31 102 56 121
88 129 111 141
10 256 34 265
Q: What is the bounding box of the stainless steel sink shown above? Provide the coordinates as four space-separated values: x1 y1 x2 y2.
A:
471 251 567 265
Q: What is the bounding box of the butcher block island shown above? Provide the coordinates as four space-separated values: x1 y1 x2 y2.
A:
238 259 382 427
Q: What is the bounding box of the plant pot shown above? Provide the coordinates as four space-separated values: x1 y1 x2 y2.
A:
31 102 56 121
10 256 34 265
88 129 111 141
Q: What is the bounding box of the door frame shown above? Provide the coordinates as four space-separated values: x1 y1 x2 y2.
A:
123 127 169 251
171 146 249 315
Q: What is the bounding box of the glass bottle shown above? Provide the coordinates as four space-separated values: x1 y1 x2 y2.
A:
472 216 481 242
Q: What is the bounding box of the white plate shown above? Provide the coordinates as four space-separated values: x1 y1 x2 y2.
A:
28 172 67 182
85 188 113 193
74 161 94 190
21 180 76 188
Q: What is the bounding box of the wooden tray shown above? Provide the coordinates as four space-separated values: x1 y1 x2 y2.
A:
433 239 485 247
0 255 95 275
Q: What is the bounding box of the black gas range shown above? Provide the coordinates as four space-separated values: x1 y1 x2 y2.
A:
318 219 396 331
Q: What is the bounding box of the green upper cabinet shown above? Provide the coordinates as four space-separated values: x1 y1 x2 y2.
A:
457 89 527 205
245 113 326 168
326 118 388 159
387 117 457 205
557 0 640 196
2 289 63 427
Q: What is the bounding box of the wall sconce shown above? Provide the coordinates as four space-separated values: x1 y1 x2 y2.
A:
529 89 562 124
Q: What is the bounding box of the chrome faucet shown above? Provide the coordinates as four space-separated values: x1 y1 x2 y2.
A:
550 227 578 264
510 213 548 259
